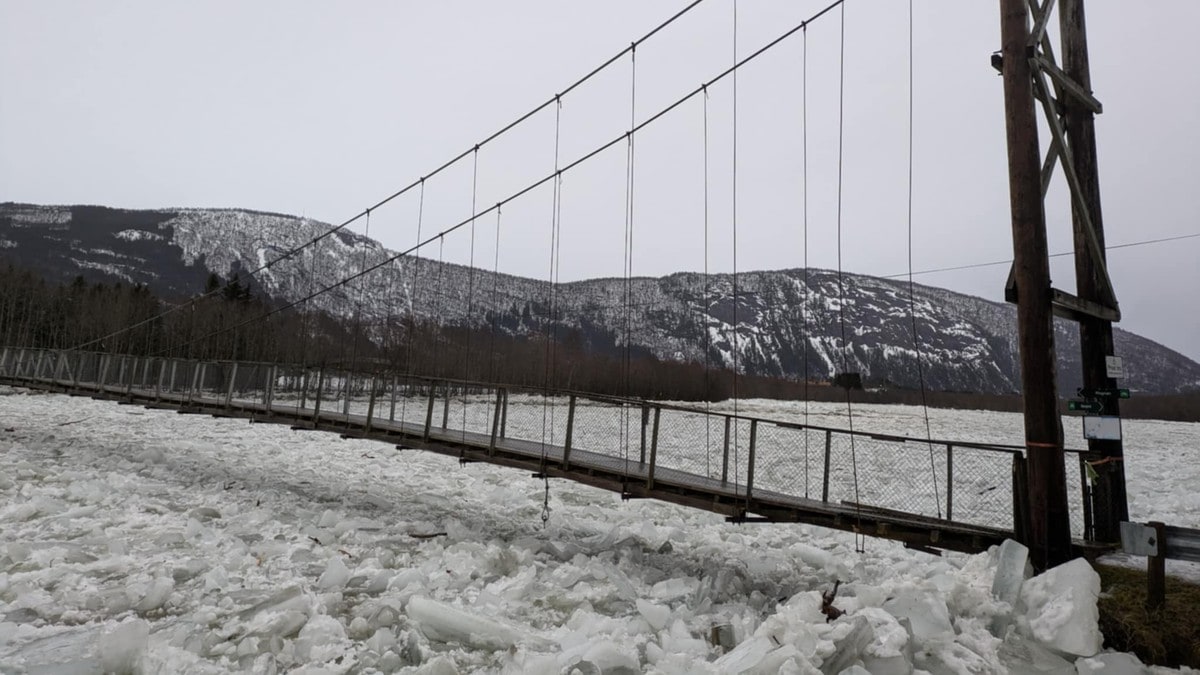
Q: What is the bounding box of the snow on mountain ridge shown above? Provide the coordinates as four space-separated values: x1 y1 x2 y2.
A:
2 202 1199 395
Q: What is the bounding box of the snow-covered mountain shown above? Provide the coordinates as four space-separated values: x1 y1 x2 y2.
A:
3 202 1198 394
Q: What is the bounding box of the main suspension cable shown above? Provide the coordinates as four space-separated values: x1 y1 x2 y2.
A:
65 1 712 355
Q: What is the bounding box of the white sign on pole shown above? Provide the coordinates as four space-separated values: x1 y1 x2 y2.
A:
1105 355 1124 379
1083 415 1122 441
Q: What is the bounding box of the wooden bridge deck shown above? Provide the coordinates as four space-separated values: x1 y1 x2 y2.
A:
2 369 1014 554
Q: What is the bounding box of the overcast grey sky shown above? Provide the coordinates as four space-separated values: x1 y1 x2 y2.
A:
2 1 1197 362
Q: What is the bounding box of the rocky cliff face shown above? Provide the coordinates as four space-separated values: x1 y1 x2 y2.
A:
4 202 1198 394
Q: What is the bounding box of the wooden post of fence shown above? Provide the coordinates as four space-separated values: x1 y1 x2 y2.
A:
1147 521 1167 611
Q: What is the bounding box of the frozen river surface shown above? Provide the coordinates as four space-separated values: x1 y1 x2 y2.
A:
1 387 1197 673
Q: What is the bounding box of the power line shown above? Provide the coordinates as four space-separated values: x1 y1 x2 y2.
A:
882 232 1200 280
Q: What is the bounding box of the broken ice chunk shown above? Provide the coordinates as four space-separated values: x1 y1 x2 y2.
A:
820 616 874 675
317 555 350 591
99 618 150 674
635 598 670 632
1020 558 1102 658
1074 651 1146 674
990 539 1031 638
135 576 174 613
407 595 549 651
882 590 953 643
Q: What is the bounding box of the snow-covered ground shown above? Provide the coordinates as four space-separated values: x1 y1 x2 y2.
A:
0 387 1197 673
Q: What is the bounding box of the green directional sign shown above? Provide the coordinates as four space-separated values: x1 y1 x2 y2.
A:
1077 387 1131 399
1068 399 1103 413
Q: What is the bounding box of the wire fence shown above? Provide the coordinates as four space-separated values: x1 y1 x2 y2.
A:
3 347 1099 540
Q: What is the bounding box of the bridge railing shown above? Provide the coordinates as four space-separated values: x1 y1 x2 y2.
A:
1 347 1100 540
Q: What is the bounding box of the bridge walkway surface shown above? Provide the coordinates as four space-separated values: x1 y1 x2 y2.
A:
1 348 1107 555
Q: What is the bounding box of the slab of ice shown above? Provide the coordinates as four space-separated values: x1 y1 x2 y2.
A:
998 634 1077 674
820 616 874 675
317 555 351 591
882 590 953 642
407 595 549 651
573 639 640 675
1020 558 1102 657
712 634 778 673
99 619 150 674
991 539 1031 637
134 576 174 613
636 598 670 631
1073 652 1145 674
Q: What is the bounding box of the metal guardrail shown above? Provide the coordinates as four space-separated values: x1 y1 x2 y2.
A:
1119 520 1200 609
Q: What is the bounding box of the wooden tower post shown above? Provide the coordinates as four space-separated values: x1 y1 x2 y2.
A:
997 0 1127 566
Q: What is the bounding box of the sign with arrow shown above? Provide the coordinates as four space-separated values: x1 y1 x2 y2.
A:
1068 399 1103 414
1077 387 1131 400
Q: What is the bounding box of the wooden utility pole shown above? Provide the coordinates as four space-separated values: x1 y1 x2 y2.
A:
998 0 1072 569
1059 0 1128 541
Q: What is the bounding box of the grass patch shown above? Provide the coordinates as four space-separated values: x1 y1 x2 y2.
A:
1096 563 1200 668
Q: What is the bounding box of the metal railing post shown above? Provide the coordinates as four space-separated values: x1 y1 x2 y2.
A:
1079 453 1095 542
563 394 576 470
746 419 758 500
441 382 450 429
0 347 8 375
489 388 505 455
500 389 508 438
155 359 166 401
313 367 325 424
945 444 955 521
822 430 833 503
125 357 137 397
366 376 378 432
640 404 649 465
389 375 398 422
265 366 277 414
424 381 437 440
721 416 731 484
647 406 661 490
300 368 310 410
97 354 110 391
224 362 238 408
343 371 352 417
72 352 83 389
